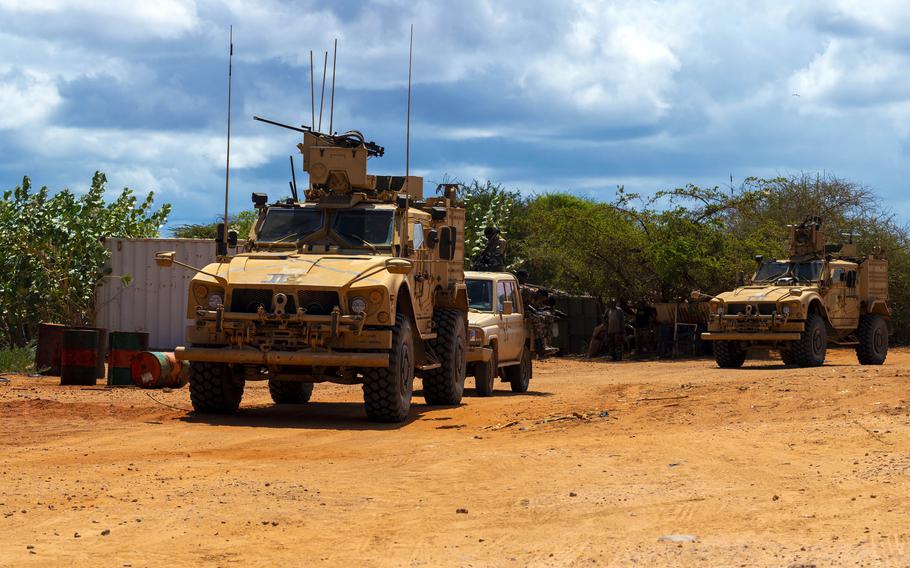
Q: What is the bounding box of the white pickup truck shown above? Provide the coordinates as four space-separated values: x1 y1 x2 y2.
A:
464 270 534 396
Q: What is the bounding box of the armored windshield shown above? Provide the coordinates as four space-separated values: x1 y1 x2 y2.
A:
256 208 322 243
466 279 493 312
332 209 394 247
753 260 824 283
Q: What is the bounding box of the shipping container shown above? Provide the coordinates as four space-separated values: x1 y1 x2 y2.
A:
94 238 215 350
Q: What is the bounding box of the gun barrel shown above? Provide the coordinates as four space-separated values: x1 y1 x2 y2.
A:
253 115 311 134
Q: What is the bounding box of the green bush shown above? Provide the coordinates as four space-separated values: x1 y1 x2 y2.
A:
0 172 170 348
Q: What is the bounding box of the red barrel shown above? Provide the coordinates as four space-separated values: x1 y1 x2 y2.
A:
108 331 150 387
60 329 100 386
36 323 66 375
131 352 189 389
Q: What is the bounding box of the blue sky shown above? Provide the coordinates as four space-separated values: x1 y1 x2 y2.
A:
2 0 909 231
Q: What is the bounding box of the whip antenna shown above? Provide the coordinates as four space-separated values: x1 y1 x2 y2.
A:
222 25 234 256
309 50 315 130
405 24 413 190
329 38 338 135
317 51 328 131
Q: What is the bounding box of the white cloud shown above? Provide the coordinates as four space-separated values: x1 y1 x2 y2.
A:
0 70 62 129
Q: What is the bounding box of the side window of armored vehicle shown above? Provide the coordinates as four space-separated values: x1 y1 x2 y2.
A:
333 209 395 246
257 208 322 242
831 268 845 284
467 279 493 312
412 222 425 249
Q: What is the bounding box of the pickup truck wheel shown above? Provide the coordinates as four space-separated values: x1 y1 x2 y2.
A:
423 309 467 405
780 347 797 366
269 380 314 404
507 346 532 393
363 315 414 422
474 345 497 397
856 314 888 365
791 313 827 367
714 341 746 369
189 361 244 413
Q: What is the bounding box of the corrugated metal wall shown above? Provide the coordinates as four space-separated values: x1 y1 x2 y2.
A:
94 238 215 350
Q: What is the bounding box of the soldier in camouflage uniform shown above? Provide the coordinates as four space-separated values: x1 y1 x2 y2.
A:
473 226 508 272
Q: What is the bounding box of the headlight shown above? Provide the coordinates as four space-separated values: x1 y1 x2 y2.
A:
782 306 791 316
207 293 224 308
350 296 367 314
468 327 484 344
710 302 723 317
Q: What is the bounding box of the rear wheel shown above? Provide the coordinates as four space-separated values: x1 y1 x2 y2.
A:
780 347 797 366
714 341 746 369
474 344 497 397
189 361 244 413
791 312 827 367
363 315 414 422
506 346 532 393
269 380 314 404
856 314 888 365
423 309 467 405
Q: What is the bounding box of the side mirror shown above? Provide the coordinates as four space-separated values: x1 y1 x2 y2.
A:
426 228 438 249
215 222 228 257
227 229 238 248
396 194 409 208
754 254 764 264
252 192 268 208
155 251 176 268
502 300 514 315
736 271 746 287
412 222 425 250
385 258 413 275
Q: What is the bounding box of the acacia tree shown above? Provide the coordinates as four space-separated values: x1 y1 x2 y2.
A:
0 172 170 347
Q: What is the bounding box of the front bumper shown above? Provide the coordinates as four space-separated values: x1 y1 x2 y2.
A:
466 346 492 363
175 346 390 367
702 314 805 342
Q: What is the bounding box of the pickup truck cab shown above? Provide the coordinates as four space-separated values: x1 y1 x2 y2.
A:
464 270 533 395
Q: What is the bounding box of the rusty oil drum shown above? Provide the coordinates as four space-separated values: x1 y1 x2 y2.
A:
108 331 149 386
36 322 66 375
131 352 189 389
60 329 100 386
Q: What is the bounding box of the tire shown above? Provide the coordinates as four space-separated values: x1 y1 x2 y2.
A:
506 345 532 393
268 380 314 404
714 341 746 369
856 314 889 365
363 315 414 422
780 347 797 366
423 309 467 405
790 312 827 367
474 344 497 397
189 361 244 413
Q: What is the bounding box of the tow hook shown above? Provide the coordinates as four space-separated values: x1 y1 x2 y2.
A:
331 306 341 337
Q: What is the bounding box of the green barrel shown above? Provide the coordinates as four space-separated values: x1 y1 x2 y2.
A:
108 331 150 386
61 329 100 386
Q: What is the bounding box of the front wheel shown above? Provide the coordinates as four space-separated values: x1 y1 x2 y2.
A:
714 341 746 368
506 346 532 393
856 314 888 365
423 309 467 405
363 315 414 422
790 313 827 367
474 345 497 397
189 361 244 413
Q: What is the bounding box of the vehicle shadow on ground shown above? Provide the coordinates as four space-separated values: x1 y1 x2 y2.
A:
457 388 554 399
179 401 427 430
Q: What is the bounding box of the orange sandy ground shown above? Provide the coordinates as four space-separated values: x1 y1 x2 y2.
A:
1 348 909 567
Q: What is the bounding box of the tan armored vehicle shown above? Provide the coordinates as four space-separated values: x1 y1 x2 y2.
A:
464 271 533 396
157 127 472 422
699 217 890 368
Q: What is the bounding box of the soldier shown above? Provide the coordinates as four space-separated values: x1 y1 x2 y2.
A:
603 299 625 361
473 226 508 271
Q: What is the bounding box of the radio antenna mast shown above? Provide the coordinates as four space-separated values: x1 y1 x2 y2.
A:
309 50 315 130
317 51 328 132
289 155 299 201
329 38 338 135
405 24 413 189
222 25 234 256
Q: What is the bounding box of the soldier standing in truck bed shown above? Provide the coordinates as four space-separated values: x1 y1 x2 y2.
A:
473 226 508 272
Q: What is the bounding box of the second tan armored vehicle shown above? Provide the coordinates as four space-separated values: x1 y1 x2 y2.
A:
158 127 477 422
464 271 534 396
699 217 891 368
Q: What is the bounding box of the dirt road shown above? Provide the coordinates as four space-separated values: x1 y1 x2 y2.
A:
2 349 909 567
